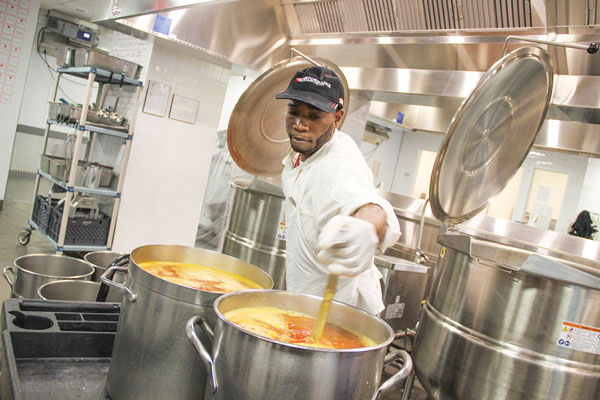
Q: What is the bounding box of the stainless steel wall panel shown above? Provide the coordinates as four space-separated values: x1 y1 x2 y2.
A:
346 65 600 157
104 0 289 72
553 74 600 109
341 66 482 99
534 120 600 157
369 101 458 133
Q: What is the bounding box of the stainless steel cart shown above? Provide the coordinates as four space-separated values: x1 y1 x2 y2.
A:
18 66 143 253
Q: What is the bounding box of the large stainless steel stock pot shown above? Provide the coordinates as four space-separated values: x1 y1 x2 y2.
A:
413 236 600 399
3 254 94 299
412 45 600 399
221 178 286 289
101 244 273 400
187 290 412 400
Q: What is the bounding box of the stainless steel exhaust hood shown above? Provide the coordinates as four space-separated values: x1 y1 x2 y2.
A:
93 0 291 72
91 0 600 157
94 0 239 21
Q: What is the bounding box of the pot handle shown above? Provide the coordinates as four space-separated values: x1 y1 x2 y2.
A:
99 266 136 302
2 266 16 289
371 350 413 400
186 316 218 394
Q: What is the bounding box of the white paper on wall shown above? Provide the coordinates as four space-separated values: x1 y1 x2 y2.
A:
0 0 31 105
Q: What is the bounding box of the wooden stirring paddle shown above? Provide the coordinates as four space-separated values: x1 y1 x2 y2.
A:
311 274 339 343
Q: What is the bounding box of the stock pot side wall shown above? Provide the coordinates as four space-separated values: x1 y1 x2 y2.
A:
413 304 600 400
228 188 286 246
424 246 600 364
221 236 286 289
107 278 215 400
207 317 387 400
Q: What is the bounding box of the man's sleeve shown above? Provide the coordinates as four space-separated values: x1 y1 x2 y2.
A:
316 159 401 253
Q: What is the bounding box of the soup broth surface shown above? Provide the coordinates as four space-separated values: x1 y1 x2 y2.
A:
224 306 376 349
138 261 262 293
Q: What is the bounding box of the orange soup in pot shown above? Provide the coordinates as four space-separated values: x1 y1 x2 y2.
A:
224 306 376 349
138 261 262 293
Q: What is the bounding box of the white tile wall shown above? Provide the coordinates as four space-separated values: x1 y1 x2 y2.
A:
112 41 230 252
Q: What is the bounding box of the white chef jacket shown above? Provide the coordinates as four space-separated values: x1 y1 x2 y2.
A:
282 130 401 315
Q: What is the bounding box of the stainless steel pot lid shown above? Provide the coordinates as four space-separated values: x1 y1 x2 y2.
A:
227 56 349 177
429 46 553 225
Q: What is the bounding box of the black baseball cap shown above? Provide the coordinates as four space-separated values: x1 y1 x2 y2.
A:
276 66 344 113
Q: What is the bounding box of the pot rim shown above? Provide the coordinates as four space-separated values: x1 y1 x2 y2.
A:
37 279 100 300
129 244 274 302
83 251 126 271
13 254 95 279
213 289 394 353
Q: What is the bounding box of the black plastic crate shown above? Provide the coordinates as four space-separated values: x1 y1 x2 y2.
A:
30 195 43 227
31 196 57 234
47 203 111 246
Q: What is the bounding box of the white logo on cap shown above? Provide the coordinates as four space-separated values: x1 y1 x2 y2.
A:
295 76 331 88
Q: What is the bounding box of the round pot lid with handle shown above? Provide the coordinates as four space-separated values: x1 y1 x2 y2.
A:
227 56 349 177
429 46 554 225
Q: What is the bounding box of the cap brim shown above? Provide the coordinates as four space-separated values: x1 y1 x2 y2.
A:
276 88 337 113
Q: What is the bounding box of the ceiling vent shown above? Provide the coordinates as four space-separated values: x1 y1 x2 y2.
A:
293 0 533 34
587 0 600 26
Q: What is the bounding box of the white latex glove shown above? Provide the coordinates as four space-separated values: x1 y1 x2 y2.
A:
316 215 379 277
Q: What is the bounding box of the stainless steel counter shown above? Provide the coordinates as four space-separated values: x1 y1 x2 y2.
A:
379 190 600 277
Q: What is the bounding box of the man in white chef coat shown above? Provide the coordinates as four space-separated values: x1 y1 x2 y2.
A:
276 66 401 315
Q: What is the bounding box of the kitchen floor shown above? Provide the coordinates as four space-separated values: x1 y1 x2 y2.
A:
0 200 430 399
